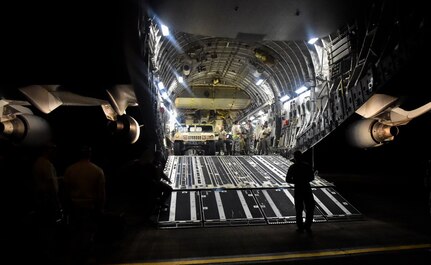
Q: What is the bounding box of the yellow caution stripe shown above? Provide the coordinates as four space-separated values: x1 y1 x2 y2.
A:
108 243 431 265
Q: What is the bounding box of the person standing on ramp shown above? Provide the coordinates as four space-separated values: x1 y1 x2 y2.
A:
286 150 315 233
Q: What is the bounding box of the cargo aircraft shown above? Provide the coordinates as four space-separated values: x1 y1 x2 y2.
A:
1 0 430 156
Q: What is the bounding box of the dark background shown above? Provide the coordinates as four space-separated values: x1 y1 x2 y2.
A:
0 1 129 89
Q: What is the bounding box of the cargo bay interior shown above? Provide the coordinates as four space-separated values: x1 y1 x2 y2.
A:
1 0 431 264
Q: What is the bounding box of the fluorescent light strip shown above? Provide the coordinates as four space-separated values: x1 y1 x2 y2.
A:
308 37 318 44
256 79 264 86
295 85 308 94
280 95 290 102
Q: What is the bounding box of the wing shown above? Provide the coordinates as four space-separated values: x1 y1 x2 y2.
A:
346 94 431 148
1 85 141 145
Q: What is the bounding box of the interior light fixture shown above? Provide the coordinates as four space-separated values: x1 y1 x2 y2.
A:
256 79 264 86
157 81 165 90
177 76 184 83
295 85 308 94
280 95 290 102
161 24 170 36
308 37 318 44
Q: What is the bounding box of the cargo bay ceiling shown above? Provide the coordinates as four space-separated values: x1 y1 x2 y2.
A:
144 0 362 119
132 0 425 155
157 34 314 114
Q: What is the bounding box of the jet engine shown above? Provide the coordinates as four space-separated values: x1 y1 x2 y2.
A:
346 118 399 149
0 114 51 146
107 115 140 144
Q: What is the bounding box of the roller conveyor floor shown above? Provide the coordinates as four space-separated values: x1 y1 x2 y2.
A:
158 155 362 228
164 155 333 190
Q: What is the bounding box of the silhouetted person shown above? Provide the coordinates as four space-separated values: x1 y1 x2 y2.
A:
142 150 172 206
286 150 315 233
63 145 105 264
153 150 173 208
33 143 62 221
32 143 62 262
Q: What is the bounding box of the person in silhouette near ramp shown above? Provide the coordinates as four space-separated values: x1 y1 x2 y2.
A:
63 145 105 264
286 150 315 233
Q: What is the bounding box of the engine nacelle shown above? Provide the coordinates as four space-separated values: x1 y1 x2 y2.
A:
346 118 399 149
107 115 140 144
0 114 51 146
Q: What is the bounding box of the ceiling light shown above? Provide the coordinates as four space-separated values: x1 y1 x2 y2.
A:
256 79 264 86
177 76 184 83
308 37 318 44
295 85 308 94
280 95 290 102
157 81 165 90
161 24 170 36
